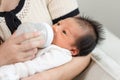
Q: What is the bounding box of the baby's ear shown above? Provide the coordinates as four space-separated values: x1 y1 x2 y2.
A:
70 47 79 56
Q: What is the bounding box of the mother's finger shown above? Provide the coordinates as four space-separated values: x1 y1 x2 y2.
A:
14 48 38 63
14 32 40 44
19 40 41 51
23 48 38 60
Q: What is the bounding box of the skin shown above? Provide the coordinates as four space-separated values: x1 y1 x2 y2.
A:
0 0 19 12
52 18 88 56
0 32 41 66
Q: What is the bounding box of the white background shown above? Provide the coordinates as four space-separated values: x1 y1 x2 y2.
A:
77 0 120 38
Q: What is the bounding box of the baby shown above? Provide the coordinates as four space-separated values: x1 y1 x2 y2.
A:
0 16 103 80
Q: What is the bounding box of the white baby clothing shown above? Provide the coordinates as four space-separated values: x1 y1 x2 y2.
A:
0 45 72 80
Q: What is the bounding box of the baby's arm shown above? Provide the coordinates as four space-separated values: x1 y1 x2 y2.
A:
0 45 72 80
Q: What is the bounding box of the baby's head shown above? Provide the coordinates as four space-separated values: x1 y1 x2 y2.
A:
52 16 103 56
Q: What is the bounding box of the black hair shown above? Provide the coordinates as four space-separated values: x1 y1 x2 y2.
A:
73 16 104 56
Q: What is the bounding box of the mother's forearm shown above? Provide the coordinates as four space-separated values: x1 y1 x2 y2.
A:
56 55 91 80
21 54 91 80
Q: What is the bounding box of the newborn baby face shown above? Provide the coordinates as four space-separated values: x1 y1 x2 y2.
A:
52 18 87 51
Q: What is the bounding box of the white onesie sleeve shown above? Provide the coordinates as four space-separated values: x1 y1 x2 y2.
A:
0 45 72 80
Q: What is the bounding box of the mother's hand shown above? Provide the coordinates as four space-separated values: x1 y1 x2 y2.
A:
0 32 41 66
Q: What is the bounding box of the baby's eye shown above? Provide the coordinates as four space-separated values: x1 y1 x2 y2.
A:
57 22 60 25
62 30 66 34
